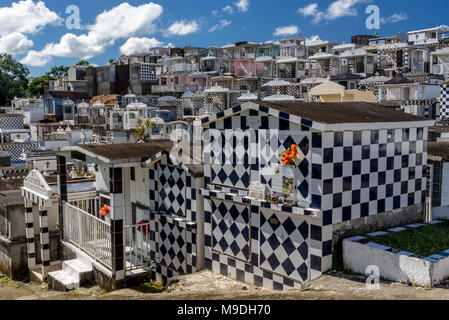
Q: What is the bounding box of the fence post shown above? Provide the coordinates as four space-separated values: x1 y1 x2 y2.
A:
94 219 98 262
78 208 82 249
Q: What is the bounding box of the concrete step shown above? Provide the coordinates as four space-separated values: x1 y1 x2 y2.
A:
62 259 93 287
48 270 79 291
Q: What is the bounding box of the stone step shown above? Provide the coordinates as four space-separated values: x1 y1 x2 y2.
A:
62 259 93 287
48 270 79 291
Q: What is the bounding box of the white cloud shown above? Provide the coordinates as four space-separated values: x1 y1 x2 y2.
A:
166 43 175 48
20 49 51 66
223 5 234 15
212 9 220 17
298 4 318 17
208 20 232 32
235 0 249 12
0 32 33 55
273 25 300 37
21 2 163 66
298 0 367 24
167 20 199 36
305 35 325 45
0 0 62 36
120 37 162 55
381 12 409 24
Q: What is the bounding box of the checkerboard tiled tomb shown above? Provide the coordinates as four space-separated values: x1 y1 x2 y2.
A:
200 101 433 290
142 155 202 283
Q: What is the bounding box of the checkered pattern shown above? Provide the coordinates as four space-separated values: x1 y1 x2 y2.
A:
0 143 36 165
158 165 186 217
440 85 449 119
321 128 427 225
0 115 24 130
145 156 199 283
24 204 36 269
140 64 157 82
39 209 50 279
209 130 251 190
259 209 309 281
212 200 250 262
203 197 329 290
158 220 187 274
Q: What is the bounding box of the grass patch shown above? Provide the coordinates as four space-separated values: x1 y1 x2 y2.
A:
135 281 164 293
361 222 449 257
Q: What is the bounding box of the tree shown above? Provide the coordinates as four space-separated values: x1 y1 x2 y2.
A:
28 74 56 97
76 60 90 66
0 53 29 106
109 58 115 64
48 65 69 78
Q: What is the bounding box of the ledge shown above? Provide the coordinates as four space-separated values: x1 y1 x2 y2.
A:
200 188 322 218
152 211 197 230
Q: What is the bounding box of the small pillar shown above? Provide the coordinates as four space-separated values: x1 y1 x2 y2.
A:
57 155 67 241
24 200 36 269
110 167 125 281
39 208 50 279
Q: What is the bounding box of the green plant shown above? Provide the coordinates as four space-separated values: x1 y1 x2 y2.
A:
362 221 449 257
137 280 164 293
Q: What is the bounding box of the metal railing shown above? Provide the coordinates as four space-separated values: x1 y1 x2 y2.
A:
63 202 112 269
124 222 152 271
69 197 101 218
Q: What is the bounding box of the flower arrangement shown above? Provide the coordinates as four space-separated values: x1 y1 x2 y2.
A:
280 144 299 166
265 193 280 204
99 205 110 217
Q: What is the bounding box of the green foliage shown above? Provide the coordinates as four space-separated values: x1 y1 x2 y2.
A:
136 280 164 293
109 58 115 64
0 53 29 106
362 221 449 257
48 65 69 78
76 60 90 66
28 73 56 97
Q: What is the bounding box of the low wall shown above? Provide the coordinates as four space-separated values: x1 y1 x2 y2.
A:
0 233 59 280
433 206 449 220
343 221 449 287
332 203 424 265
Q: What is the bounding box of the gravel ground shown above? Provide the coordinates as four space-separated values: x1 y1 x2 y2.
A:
2 270 449 300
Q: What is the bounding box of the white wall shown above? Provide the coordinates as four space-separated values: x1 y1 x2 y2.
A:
96 164 109 192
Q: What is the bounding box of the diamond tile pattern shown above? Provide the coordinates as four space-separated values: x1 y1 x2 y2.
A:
210 130 250 190
158 221 186 274
259 210 309 282
158 165 186 217
212 200 250 262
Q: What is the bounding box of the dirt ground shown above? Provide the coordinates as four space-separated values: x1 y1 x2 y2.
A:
2 270 449 300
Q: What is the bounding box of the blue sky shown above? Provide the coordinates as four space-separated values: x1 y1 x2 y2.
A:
0 0 447 77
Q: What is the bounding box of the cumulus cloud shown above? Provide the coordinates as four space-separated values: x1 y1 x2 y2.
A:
20 50 51 66
120 37 163 55
273 25 300 37
298 0 367 24
0 0 61 55
167 20 199 36
381 12 409 24
235 0 249 12
0 32 33 55
298 4 318 17
208 20 232 32
21 2 163 66
0 0 62 36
